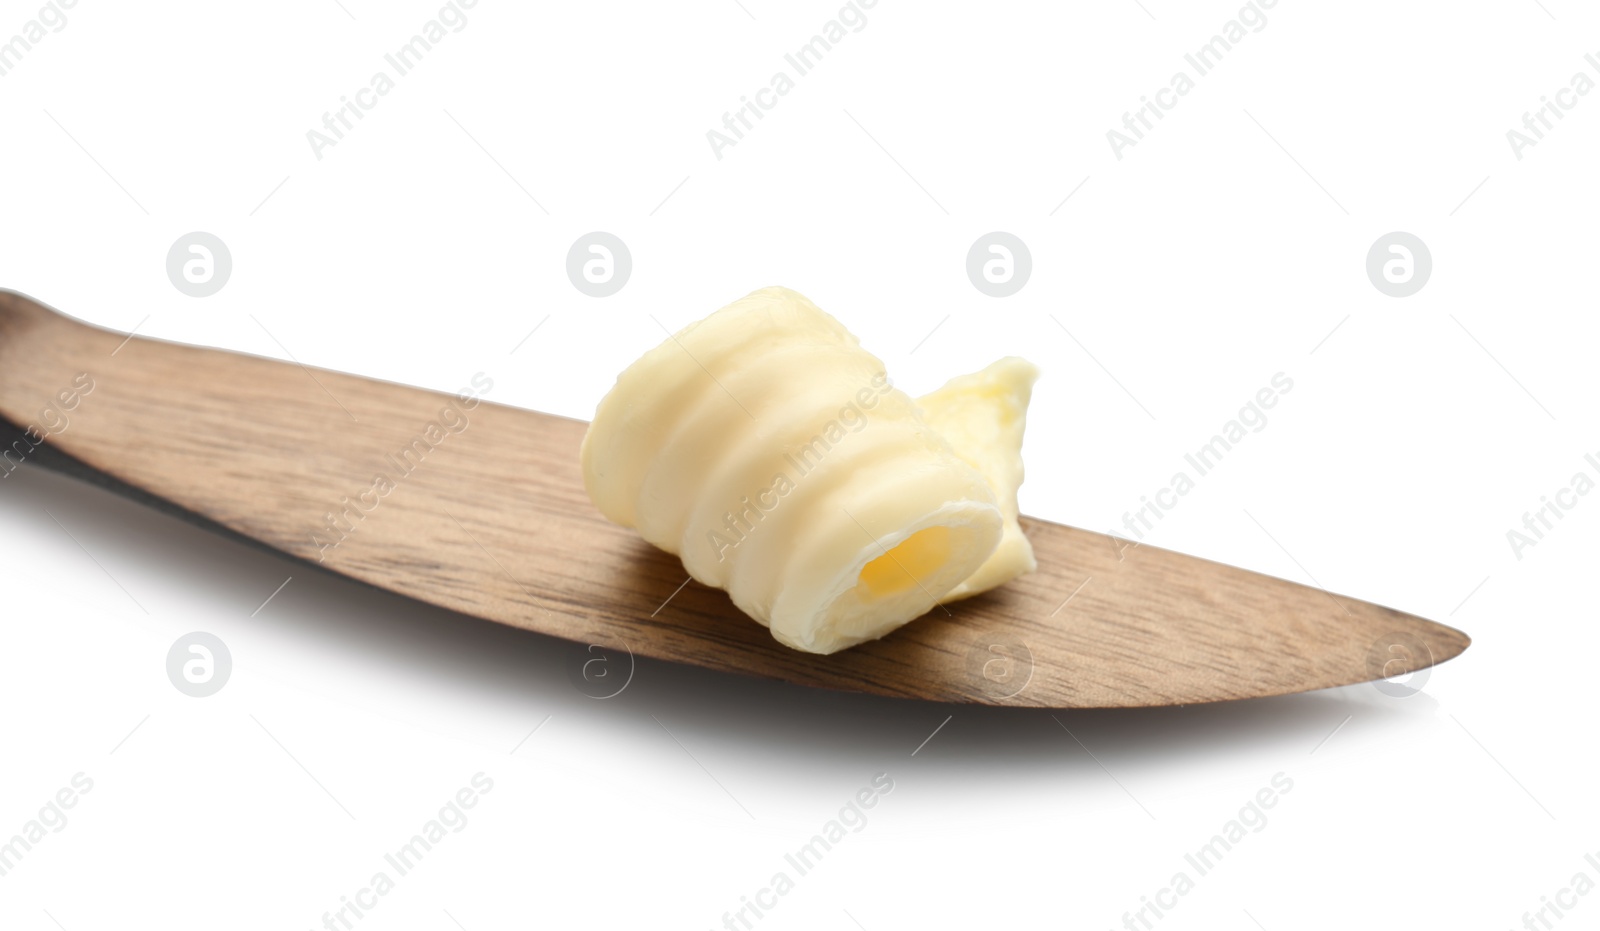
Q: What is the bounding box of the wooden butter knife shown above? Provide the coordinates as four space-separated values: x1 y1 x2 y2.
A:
0 290 1468 707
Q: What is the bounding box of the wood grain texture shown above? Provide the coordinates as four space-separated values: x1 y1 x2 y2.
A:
0 291 1470 707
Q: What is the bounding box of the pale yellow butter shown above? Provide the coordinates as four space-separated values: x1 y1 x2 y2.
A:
580 287 1039 654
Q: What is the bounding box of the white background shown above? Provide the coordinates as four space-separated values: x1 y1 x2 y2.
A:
2 1 1597 928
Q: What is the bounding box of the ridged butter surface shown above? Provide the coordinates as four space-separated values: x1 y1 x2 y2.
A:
580 287 1039 654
